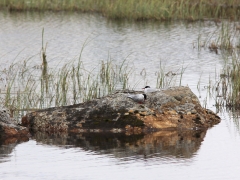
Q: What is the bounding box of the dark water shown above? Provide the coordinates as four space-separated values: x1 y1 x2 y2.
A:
0 12 240 179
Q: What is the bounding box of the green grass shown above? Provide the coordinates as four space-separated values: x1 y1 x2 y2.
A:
1 0 240 21
0 57 131 110
0 49 184 112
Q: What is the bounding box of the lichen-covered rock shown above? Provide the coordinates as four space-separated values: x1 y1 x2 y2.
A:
0 107 29 138
0 108 15 124
23 86 220 133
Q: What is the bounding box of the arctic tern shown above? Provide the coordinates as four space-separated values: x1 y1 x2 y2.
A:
142 86 159 93
127 93 147 104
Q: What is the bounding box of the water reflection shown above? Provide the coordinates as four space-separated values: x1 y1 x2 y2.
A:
0 136 29 163
30 130 206 159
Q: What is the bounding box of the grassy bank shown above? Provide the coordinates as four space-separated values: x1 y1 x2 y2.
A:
1 0 240 21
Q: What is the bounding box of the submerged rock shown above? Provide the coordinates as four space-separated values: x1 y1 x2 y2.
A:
0 107 29 141
22 86 220 133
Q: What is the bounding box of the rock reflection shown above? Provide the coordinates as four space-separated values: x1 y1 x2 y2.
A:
32 130 206 159
0 136 29 163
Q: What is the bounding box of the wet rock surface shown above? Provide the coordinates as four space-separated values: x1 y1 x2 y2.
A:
0 107 29 141
22 86 221 133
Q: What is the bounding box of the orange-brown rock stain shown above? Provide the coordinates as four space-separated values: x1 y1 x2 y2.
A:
142 113 178 129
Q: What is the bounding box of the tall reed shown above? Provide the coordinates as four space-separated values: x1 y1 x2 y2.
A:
211 51 240 108
197 22 240 53
0 52 135 110
156 61 187 89
0 53 181 111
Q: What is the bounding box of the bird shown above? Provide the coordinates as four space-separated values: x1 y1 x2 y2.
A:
142 86 159 93
127 93 147 104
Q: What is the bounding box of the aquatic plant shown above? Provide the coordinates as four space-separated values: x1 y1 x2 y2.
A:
197 22 240 53
212 51 240 108
155 60 187 89
196 22 240 109
0 50 184 112
0 57 131 110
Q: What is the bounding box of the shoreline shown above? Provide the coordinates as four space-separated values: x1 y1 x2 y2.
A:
0 0 239 21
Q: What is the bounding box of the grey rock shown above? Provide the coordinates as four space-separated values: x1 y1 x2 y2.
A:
22 86 221 133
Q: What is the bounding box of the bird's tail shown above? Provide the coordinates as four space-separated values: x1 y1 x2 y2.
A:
127 93 133 99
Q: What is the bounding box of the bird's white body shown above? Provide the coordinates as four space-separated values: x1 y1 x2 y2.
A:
127 94 146 104
142 86 159 93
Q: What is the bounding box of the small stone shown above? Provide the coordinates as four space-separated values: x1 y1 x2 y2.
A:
117 129 122 132
191 110 197 114
128 109 134 114
125 125 133 131
80 119 86 123
111 128 117 132
178 111 184 115
164 110 177 115
139 111 147 116
133 127 141 132
76 123 82 127
187 112 191 115
124 113 129 116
